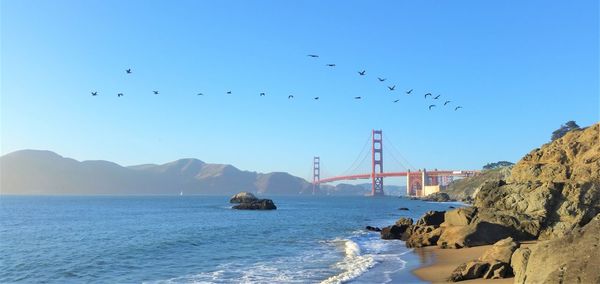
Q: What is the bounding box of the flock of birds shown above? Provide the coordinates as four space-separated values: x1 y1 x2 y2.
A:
91 56 463 111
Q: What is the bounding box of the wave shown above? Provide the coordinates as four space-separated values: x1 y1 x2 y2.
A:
320 238 376 284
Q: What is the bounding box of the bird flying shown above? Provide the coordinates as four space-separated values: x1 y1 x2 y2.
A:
153 91 159 95
117 93 124 97
424 93 432 98
433 95 441 99
197 93 204 96
388 85 396 91
444 100 451 105
260 92 266 96
358 70 366 76
314 97 319 100
393 99 399 103
307 54 319 58
455 106 463 111
125 69 132 74
377 77 386 82
288 95 294 99
406 89 413 95
354 96 361 99
91 91 98 96
226 91 232 95
429 104 436 110
326 64 336 67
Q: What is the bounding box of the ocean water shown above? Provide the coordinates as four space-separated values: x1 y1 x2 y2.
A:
0 196 457 283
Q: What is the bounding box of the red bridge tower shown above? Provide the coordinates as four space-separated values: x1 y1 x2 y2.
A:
312 156 320 195
371 129 385 196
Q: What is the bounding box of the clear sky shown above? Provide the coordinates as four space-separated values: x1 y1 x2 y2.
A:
1 0 598 183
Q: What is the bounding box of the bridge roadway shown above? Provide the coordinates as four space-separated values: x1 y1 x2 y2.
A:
316 170 477 184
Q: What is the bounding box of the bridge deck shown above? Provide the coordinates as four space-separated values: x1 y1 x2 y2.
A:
316 171 477 184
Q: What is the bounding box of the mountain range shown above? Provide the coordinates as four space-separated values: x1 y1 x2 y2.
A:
0 150 405 196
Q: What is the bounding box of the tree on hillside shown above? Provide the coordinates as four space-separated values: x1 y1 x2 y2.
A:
551 121 580 141
483 161 514 170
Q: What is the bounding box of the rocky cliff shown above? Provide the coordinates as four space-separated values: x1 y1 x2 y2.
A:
381 123 600 282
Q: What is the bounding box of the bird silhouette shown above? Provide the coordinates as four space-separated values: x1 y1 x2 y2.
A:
314 97 319 100
117 93 124 97
358 70 366 76
393 99 399 103
388 85 396 91
260 92 266 96
377 77 386 82
406 89 413 95
307 54 319 58
226 91 232 95
433 95 441 99
288 95 294 99
197 93 204 96
153 91 159 95
424 93 432 98
354 96 362 99
125 69 132 74
91 91 98 96
455 106 463 111
429 104 436 110
326 64 336 67
444 100 452 106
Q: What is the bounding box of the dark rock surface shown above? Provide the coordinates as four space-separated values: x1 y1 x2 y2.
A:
365 226 381 232
232 199 277 210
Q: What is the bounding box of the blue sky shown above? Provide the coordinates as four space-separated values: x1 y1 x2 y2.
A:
1 0 598 183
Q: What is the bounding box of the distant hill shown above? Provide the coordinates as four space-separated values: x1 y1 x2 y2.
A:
0 150 315 196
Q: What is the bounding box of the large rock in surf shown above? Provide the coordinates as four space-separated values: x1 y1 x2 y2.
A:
229 192 258 203
232 199 277 210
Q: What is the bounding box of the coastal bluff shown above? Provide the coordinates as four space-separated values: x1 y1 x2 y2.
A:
382 122 600 282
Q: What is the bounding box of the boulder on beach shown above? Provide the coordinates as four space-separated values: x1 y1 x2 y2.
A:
232 199 277 210
449 237 518 282
229 192 259 203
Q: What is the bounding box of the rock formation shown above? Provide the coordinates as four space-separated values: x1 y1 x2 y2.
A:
512 213 600 283
229 192 259 203
381 123 600 282
232 199 277 210
421 192 453 202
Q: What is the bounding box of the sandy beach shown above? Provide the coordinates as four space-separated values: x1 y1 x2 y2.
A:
412 245 514 284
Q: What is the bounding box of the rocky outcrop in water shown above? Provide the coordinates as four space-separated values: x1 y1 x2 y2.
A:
230 192 259 203
232 199 277 210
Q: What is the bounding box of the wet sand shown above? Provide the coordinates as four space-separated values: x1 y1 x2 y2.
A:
411 245 514 284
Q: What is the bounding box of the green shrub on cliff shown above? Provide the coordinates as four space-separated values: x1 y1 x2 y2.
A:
551 120 580 141
483 161 514 170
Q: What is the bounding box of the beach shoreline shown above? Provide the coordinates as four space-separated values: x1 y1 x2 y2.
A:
411 245 514 284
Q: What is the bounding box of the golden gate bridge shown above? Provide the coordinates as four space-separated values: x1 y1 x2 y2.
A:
312 130 478 197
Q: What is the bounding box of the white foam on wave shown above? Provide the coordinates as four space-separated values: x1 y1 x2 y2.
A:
320 238 376 284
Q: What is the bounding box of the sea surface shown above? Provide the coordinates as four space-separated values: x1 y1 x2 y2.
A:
0 195 459 283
